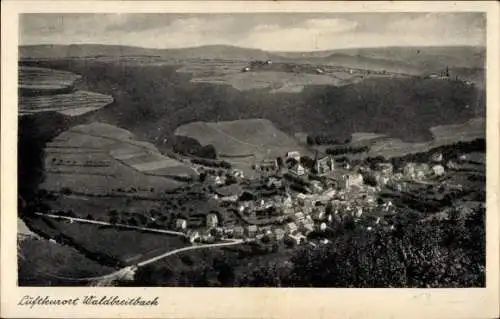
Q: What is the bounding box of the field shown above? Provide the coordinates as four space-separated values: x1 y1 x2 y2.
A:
318 117 485 161
25 217 188 266
41 122 194 197
175 118 307 162
20 90 114 117
18 237 115 286
19 66 113 117
19 66 81 91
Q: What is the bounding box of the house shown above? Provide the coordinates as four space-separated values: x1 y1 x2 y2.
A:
288 232 307 245
208 175 226 185
289 162 306 176
354 207 363 218
432 165 445 176
175 218 187 231
282 194 293 208
320 238 330 245
187 230 200 243
312 208 325 221
285 222 298 234
315 156 334 174
230 169 244 179
342 173 364 188
266 177 283 188
301 220 315 234
310 180 323 193
286 151 301 162
274 228 286 241
403 163 417 177
215 184 243 198
374 172 390 186
319 222 327 231
375 163 393 174
431 152 443 163
233 226 245 238
245 225 258 237
206 213 219 228
294 211 305 221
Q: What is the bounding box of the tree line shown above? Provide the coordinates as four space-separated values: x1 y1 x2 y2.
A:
307 134 352 146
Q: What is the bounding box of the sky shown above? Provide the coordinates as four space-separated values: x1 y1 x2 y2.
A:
20 12 485 51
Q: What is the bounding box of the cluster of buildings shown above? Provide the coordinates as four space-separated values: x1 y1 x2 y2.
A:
168 147 451 248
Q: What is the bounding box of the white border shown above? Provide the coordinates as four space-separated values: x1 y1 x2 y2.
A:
1 2 499 319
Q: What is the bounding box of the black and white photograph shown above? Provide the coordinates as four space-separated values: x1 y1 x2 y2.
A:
16 11 488 289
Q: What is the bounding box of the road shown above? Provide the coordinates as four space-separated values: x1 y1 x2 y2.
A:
94 239 245 286
33 212 246 285
34 212 186 237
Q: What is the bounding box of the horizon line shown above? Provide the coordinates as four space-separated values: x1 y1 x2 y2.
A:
19 42 486 53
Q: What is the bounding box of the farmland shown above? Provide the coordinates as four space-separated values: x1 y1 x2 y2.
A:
19 66 113 117
42 122 193 196
19 66 81 92
24 216 188 267
322 117 485 161
20 90 114 116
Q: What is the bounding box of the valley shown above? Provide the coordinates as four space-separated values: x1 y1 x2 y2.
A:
17 43 486 287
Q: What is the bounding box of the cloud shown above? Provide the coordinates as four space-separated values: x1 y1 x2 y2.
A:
20 13 485 51
303 18 358 32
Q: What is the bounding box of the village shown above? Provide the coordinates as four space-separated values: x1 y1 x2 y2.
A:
170 148 451 249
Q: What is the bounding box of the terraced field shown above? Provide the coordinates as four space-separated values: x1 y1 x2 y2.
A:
18 66 113 117
19 66 81 91
42 122 196 197
20 90 114 116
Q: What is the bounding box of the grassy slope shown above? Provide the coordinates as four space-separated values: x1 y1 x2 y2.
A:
175 119 305 158
18 237 115 286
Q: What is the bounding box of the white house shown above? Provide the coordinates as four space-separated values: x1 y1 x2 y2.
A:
286 151 301 162
206 213 219 228
285 222 298 234
319 222 327 231
245 225 258 237
290 162 306 176
187 230 200 244
432 165 445 176
175 218 187 231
